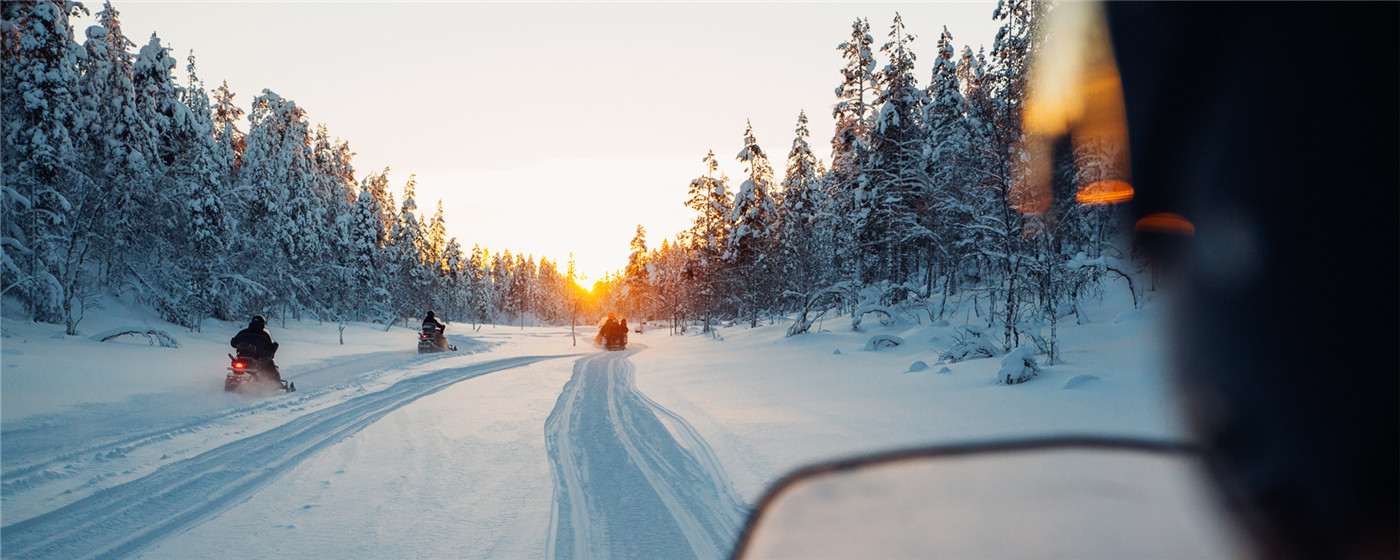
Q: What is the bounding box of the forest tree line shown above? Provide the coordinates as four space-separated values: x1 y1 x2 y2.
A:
595 2 1140 363
2 0 592 334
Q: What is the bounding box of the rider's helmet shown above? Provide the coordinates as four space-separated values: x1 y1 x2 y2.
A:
250 315 266 329
607 312 615 320
425 310 436 320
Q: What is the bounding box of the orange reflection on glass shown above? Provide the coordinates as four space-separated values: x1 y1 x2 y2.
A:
1015 1 1132 215
1076 180 1134 205
1134 213 1195 236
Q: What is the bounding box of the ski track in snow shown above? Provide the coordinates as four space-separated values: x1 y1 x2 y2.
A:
1 339 488 500
0 353 564 560
545 346 748 560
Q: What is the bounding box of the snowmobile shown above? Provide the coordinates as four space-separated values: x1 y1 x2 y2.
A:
225 352 294 394
603 329 628 351
417 324 457 354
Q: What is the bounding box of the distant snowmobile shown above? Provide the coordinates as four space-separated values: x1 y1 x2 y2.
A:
418 324 457 354
225 353 294 394
604 331 628 351
595 315 628 351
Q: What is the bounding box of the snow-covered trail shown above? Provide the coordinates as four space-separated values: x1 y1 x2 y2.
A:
545 347 747 560
1 353 566 560
1 344 478 502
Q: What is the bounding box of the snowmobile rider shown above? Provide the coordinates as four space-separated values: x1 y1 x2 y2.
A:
597 313 620 344
230 315 282 384
422 311 447 348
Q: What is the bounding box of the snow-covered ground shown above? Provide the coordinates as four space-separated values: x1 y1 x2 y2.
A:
1 290 1238 559
631 290 1187 502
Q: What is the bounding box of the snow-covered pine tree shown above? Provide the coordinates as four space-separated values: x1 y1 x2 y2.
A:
535 256 562 323
828 17 879 284
307 125 359 322
248 91 318 320
209 80 244 184
973 0 1047 348
348 173 389 321
728 120 779 327
777 110 826 307
859 12 929 286
623 224 649 320
778 110 843 335
129 32 206 325
508 253 533 328
439 237 465 319
683 150 731 332
923 29 975 306
80 3 159 290
240 90 306 227
1 0 89 325
466 244 492 327
164 49 231 327
489 250 511 324
564 253 583 341
386 175 431 322
426 199 447 272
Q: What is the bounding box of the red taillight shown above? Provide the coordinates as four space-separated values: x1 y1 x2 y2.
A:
234 361 245 369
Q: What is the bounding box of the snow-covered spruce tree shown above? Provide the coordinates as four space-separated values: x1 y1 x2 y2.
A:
827 17 879 284
161 49 232 328
488 251 510 324
77 3 157 293
426 200 447 273
239 90 320 322
423 200 450 313
776 110 828 316
922 30 975 314
541 257 572 324
439 237 465 319
385 175 432 323
209 80 244 184
648 238 694 333
508 253 533 328
683 150 732 332
858 12 929 286
973 0 1047 350
622 224 650 321
348 173 389 322
239 90 304 228
466 245 492 327
728 121 779 328
307 124 359 324
1 0 89 326
129 33 209 326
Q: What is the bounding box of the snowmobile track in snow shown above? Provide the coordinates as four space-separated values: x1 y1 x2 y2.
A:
545 347 747 560
0 354 563 560
1 345 482 498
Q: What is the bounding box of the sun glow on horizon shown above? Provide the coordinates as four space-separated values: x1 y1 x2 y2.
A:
407 158 696 283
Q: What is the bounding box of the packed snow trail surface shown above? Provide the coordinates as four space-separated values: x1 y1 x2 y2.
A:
1 354 565 560
545 347 747 560
2 346 474 499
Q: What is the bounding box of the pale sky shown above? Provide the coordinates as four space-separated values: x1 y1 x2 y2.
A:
77 1 1001 282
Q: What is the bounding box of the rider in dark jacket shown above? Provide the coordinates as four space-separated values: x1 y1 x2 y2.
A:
422 311 447 348
596 314 618 345
230 315 282 384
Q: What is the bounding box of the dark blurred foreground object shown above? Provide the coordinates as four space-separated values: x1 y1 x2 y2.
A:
1105 3 1399 558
